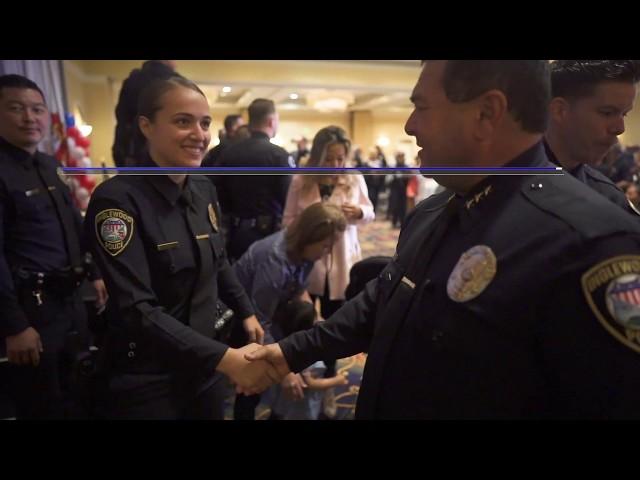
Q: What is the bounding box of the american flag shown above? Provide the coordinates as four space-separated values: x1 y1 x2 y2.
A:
610 279 640 306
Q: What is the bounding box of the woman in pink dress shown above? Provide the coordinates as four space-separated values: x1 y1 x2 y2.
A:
283 126 373 413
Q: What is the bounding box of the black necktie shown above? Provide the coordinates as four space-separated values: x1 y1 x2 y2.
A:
406 195 461 288
33 156 83 269
180 186 217 338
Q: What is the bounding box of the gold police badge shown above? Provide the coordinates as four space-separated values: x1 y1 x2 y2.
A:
582 255 640 354
95 208 134 256
208 203 218 232
447 245 497 303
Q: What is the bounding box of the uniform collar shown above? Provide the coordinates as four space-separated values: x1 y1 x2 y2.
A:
456 141 551 231
251 131 270 141
141 155 193 207
0 136 38 167
543 137 586 178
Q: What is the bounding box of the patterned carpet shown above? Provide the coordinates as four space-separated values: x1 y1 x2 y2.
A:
226 209 401 420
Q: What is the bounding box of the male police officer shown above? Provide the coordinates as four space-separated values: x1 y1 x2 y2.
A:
216 98 293 262
546 60 640 215
202 114 245 169
0 74 107 419
244 61 640 419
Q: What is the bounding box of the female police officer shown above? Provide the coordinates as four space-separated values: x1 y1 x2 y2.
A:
85 76 275 419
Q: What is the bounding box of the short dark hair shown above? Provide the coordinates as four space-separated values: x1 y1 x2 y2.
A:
272 300 316 338
137 75 205 121
440 60 550 133
248 98 275 127
551 60 640 100
224 114 242 132
0 74 45 102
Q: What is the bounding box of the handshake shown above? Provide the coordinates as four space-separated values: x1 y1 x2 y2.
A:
217 342 290 395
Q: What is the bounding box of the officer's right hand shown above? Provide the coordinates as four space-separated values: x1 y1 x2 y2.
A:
217 343 281 395
6 327 43 366
244 343 291 379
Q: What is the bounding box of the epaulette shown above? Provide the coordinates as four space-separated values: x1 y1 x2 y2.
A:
521 174 640 239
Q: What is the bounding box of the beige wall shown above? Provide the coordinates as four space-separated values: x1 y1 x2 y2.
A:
63 61 116 167
621 104 640 147
371 110 417 165
276 110 349 151
62 61 640 169
62 61 418 167
77 60 417 91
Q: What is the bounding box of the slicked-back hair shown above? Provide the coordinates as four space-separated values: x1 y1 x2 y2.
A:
551 60 640 100
248 98 275 127
437 60 551 133
0 74 45 102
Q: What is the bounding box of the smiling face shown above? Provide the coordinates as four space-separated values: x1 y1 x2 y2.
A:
138 84 212 168
0 87 48 154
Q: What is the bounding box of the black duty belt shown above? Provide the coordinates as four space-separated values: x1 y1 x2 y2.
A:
14 266 85 301
230 215 280 232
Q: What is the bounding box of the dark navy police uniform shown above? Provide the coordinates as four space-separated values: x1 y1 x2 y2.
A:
215 131 293 261
544 140 640 216
0 137 96 419
278 142 640 419
86 169 254 419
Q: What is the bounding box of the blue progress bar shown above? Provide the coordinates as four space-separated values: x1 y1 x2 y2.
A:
63 166 564 176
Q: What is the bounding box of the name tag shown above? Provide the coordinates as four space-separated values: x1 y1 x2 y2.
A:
401 276 416 289
157 241 179 251
195 234 210 241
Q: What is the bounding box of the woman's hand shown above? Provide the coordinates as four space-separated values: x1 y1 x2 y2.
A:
342 202 363 221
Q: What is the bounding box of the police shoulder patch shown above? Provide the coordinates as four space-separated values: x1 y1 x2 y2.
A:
582 255 640 354
95 208 135 257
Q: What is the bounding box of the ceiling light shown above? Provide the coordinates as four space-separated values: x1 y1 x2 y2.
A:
307 91 355 112
376 136 390 147
222 86 232 93
289 93 299 100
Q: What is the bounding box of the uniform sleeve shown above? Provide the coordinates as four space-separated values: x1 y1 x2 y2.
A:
217 260 255 320
353 174 375 225
207 182 254 319
283 175 303 227
69 194 102 281
535 234 640 418
279 276 378 373
0 180 30 337
86 191 229 375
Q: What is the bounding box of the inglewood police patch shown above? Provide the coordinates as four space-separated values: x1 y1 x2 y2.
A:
95 209 134 256
582 255 640 354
